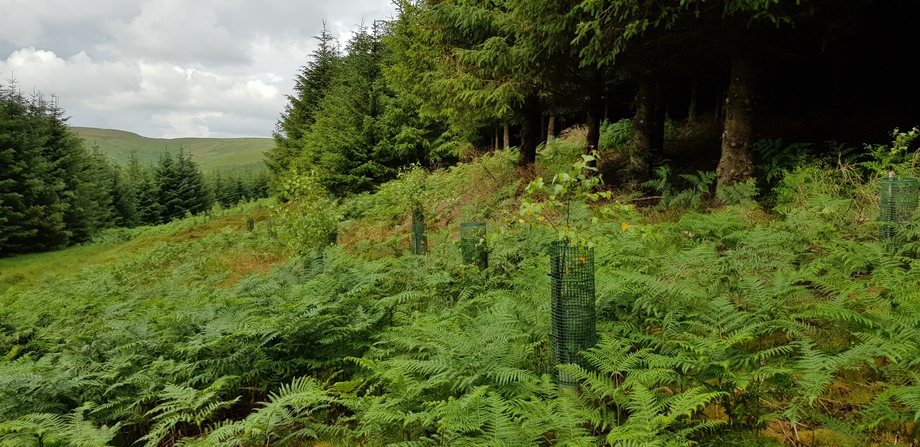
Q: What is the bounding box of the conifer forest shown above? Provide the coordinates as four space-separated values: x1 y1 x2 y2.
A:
3 0 920 446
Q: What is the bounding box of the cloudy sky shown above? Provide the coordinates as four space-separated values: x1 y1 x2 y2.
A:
0 0 397 138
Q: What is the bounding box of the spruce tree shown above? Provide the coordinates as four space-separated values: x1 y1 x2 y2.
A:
106 156 140 228
300 24 392 195
175 148 212 215
66 147 117 241
0 83 113 254
154 150 184 221
268 23 342 188
0 85 42 254
125 152 163 225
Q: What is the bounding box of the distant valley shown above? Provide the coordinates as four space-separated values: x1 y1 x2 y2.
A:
73 127 272 172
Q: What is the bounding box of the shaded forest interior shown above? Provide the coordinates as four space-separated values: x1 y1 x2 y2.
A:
536 0 919 170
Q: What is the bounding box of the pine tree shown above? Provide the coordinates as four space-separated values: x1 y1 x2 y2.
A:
299 24 393 195
175 148 212 215
0 85 42 254
155 150 184 221
268 23 342 189
153 149 211 222
394 0 546 166
106 156 140 228
0 83 112 254
64 147 118 241
125 152 162 225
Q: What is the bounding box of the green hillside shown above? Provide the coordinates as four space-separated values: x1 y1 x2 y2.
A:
5 129 920 446
73 127 272 172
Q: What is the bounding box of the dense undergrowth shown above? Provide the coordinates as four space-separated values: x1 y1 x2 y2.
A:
5 130 920 446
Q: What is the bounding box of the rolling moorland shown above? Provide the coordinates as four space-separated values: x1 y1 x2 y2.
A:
74 127 272 172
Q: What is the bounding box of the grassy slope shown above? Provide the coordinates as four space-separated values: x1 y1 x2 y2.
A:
73 127 272 172
1 131 913 446
0 202 284 292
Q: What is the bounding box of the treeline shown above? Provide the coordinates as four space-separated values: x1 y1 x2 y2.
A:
0 84 268 257
271 0 915 194
114 151 267 227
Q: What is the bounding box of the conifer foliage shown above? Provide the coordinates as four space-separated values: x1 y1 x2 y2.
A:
154 149 212 222
268 22 456 196
0 84 113 255
1 81 245 256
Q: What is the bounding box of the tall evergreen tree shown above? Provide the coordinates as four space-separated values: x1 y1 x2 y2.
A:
175 148 212 215
396 0 544 166
154 150 183 222
0 83 112 255
298 24 394 195
0 85 45 253
107 159 140 228
267 23 342 189
70 147 117 238
154 149 211 222
124 152 163 226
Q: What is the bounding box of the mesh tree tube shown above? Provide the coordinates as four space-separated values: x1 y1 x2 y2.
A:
460 222 488 269
880 178 919 240
549 241 597 386
266 217 277 240
411 209 428 255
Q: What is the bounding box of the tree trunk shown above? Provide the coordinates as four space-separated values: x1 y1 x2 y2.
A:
518 93 541 167
585 104 603 169
650 80 667 161
715 83 724 122
503 120 510 150
547 115 556 144
494 126 500 151
717 55 757 186
586 101 603 152
631 77 655 184
585 71 605 169
688 81 698 124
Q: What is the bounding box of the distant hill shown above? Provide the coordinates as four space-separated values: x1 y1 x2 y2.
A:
73 127 273 172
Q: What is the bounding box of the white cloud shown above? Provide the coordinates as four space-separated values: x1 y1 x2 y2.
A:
0 0 396 138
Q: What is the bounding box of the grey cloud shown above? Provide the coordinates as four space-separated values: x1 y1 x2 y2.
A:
102 0 250 66
0 0 396 138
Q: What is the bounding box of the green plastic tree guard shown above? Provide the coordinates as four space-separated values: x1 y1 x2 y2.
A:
411 209 427 255
266 217 277 240
880 178 919 240
460 222 488 269
549 241 597 386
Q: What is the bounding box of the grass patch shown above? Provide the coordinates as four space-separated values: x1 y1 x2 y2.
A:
0 200 284 292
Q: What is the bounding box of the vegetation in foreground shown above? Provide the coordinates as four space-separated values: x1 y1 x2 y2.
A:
4 127 920 446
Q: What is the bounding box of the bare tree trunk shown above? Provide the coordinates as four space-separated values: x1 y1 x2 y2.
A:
715 83 724 122
494 126 499 151
650 80 667 161
547 115 556 143
717 55 757 186
631 77 655 184
503 120 510 150
688 81 698 124
518 92 541 167
585 71 605 169
586 93 604 151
